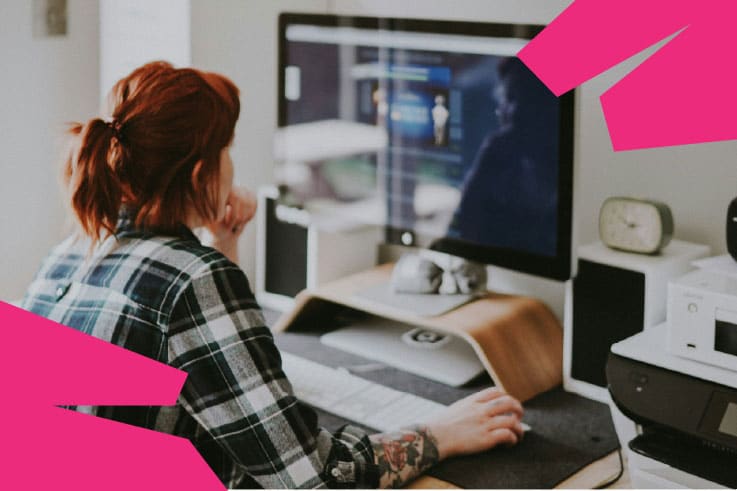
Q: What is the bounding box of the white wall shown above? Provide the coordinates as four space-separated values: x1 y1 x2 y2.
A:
100 0 191 100
0 0 100 301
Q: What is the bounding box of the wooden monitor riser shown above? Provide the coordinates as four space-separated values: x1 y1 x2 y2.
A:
274 263 563 403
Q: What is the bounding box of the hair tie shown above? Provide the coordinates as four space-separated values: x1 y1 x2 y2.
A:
103 117 124 142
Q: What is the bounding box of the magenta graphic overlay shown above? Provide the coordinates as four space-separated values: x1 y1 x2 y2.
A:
519 0 737 150
0 301 225 490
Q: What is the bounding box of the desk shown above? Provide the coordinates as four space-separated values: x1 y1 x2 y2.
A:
264 263 626 489
273 328 625 489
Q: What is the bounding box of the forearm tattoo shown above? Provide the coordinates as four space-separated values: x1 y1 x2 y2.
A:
370 425 440 488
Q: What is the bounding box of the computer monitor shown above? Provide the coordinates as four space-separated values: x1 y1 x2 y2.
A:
277 13 575 281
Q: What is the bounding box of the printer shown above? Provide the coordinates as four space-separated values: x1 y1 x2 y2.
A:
608 324 737 488
607 261 737 489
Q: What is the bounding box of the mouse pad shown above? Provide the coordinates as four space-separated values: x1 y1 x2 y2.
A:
274 331 621 489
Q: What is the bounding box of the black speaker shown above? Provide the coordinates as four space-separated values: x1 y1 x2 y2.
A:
263 196 308 299
571 259 645 389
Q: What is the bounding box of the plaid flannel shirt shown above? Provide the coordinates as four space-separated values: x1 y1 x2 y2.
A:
21 212 379 489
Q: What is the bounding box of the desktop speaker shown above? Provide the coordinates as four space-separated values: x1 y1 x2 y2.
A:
563 240 709 402
727 197 737 262
255 186 382 312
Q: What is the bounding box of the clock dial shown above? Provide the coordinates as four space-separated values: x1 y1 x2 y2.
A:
599 198 673 254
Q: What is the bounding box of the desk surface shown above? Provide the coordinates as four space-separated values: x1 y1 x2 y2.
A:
265 309 629 489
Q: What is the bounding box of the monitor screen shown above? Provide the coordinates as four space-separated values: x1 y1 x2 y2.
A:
278 14 575 280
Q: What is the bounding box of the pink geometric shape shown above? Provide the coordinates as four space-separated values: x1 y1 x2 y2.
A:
0 302 225 490
518 0 737 151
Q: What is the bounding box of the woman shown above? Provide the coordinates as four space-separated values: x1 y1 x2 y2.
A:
22 62 524 489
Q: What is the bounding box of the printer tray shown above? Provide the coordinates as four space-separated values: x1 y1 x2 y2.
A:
629 429 737 488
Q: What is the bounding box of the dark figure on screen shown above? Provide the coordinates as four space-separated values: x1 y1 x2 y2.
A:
451 57 560 256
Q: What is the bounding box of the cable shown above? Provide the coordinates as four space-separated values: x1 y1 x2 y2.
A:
594 447 625 489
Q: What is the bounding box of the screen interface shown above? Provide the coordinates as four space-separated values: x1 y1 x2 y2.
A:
281 23 562 257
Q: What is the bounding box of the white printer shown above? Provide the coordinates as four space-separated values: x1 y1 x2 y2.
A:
607 256 737 489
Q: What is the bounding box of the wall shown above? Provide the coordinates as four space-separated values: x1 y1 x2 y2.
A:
100 0 191 99
0 0 100 301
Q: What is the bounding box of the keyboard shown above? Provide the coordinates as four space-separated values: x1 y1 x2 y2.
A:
281 352 530 433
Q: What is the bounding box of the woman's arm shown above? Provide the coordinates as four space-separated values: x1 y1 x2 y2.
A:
370 425 440 488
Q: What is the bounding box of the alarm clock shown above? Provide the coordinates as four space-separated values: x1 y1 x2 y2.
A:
727 197 737 261
599 197 674 254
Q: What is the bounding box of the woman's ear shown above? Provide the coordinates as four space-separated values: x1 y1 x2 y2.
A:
191 160 204 190
190 159 223 224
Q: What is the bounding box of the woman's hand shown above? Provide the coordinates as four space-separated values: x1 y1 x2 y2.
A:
425 388 525 460
206 186 257 263
369 388 524 488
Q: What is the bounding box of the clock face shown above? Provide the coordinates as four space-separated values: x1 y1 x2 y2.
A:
599 198 671 254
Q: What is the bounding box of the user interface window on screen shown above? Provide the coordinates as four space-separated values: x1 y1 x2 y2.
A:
282 24 561 257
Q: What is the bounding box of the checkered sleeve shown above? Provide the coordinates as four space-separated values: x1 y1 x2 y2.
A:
167 257 380 489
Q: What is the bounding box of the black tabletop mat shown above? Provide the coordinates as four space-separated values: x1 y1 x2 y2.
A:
275 332 620 489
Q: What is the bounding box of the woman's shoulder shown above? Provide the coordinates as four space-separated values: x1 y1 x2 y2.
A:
42 231 248 308
120 232 241 280
32 234 89 281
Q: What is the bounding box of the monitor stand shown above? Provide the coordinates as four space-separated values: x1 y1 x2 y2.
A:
320 315 486 387
327 256 485 385
352 281 478 317
275 263 564 401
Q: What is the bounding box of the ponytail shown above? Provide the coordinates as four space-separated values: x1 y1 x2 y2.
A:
61 61 240 243
68 118 124 242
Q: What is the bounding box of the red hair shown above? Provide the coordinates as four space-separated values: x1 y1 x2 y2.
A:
64 61 240 241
